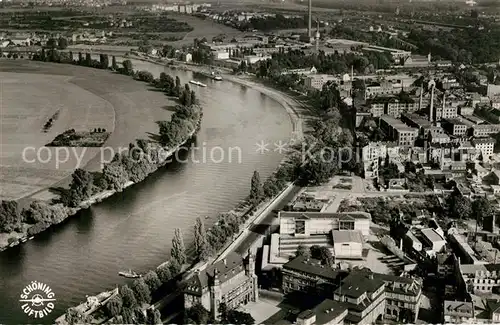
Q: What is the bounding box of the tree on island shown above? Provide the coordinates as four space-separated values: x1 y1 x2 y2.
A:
175 76 181 96
0 200 21 233
171 228 187 265
122 60 133 75
58 37 68 50
249 171 263 205
120 285 137 309
63 169 94 208
112 56 118 70
194 217 209 261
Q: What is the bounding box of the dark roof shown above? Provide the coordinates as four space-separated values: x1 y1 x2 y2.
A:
184 252 244 293
312 299 349 324
484 264 500 273
279 212 371 220
335 271 385 299
282 256 346 282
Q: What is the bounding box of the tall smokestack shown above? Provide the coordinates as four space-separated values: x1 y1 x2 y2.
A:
308 0 312 39
430 86 434 122
419 86 423 111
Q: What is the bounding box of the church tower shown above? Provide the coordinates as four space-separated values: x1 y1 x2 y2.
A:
210 268 222 320
247 249 259 302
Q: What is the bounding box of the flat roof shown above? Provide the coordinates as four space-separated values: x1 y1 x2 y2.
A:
283 256 346 281
279 211 371 220
421 228 445 243
381 115 418 132
332 230 363 244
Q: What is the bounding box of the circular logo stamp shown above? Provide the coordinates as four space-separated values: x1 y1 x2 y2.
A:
19 281 56 318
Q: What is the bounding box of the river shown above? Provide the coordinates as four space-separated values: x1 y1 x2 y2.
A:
0 59 292 324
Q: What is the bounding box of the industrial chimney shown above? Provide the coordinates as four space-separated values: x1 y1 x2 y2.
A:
429 80 436 122
308 0 312 39
315 19 320 52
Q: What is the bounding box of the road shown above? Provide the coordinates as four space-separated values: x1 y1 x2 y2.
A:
234 185 302 255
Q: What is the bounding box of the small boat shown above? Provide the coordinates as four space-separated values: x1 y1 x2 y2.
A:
189 80 207 87
29 236 34 240
21 237 28 243
119 269 142 278
214 75 223 81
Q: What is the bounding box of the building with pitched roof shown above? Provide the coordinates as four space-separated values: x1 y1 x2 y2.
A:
282 257 422 323
183 251 258 319
443 300 475 323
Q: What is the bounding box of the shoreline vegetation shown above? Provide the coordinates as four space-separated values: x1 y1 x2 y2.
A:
52 51 358 324
0 48 203 251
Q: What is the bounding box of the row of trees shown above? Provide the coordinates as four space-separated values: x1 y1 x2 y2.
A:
184 302 254 324
0 57 202 240
66 260 182 324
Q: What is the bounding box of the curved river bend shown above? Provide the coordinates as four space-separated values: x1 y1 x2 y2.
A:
0 59 292 324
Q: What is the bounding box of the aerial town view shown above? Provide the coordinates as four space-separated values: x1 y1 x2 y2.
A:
0 0 500 324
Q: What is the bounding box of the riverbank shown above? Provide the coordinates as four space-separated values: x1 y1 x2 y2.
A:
125 55 305 142
0 65 203 251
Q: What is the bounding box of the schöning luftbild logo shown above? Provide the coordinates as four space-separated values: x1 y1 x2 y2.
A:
19 281 56 318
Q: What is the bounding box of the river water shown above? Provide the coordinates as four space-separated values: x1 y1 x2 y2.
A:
0 59 292 324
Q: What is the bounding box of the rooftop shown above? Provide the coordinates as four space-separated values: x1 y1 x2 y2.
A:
421 228 445 243
279 211 371 220
283 256 347 282
381 115 418 133
332 230 363 244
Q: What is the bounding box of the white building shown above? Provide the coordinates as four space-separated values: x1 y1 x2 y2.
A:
304 74 338 90
332 230 363 259
244 55 271 64
279 212 371 237
472 138 495 159
421 228 446 253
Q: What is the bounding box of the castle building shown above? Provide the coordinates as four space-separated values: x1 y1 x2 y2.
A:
183 251 258 319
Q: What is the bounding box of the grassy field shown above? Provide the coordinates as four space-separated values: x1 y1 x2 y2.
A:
0 59 174 201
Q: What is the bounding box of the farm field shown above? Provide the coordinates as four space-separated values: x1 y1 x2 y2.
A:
0 60 174 201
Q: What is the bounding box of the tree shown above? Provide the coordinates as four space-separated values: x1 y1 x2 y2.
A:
64 169 94 207
171 228 187 265
143 270 161 292
227 310 255 324
105 295 123 318
194 217 209 261
294 244 311 259
122 60 133 75
168 258 181 275
448 191 472 220
132 278 151 304
121 307 135 324
185 303 210 324
58 37 68 50
175 76 181 96
310 245 334 266
46 38 57 49
156 263 172 283
147 308 162 325
120 285 137 309
65 307 89 325
472 197 493 226
249 171 263 205
112 56 118 70
0 200 21 232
